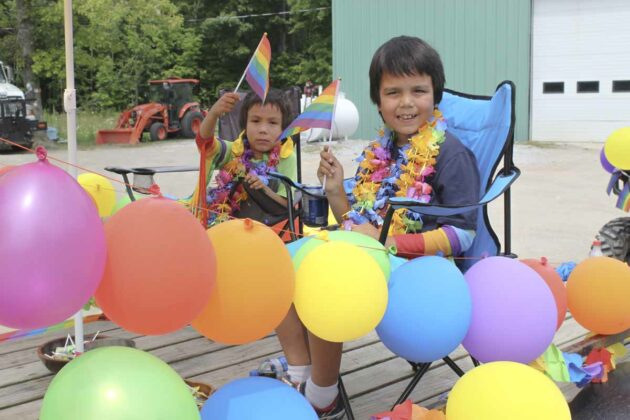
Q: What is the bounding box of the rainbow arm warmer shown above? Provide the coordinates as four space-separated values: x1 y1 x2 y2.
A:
393 225 476 259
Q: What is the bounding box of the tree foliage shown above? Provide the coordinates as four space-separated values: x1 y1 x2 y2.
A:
0 0 331 111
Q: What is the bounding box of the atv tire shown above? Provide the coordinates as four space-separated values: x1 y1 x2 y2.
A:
598 217 630 264
149 122 167 141
181 111 203 139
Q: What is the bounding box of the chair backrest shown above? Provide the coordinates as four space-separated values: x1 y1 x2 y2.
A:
439 81 515 271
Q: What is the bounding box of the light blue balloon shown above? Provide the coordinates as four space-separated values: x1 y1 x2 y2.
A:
285 236 313 258
201 377 317 420
376 256 472 363
389 254 407 272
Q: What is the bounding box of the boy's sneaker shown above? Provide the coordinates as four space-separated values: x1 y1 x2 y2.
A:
249 356 288 380
297 382 346 419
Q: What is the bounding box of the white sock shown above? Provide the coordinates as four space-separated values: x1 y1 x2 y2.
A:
305 377 339 409
287 364 311 384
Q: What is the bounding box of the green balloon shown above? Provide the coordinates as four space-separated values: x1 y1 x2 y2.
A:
293 230 391 279
111 196 132 215
40 347 199 420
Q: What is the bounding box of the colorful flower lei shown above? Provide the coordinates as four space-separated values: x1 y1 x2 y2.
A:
205 131 281 226
345 109 446 234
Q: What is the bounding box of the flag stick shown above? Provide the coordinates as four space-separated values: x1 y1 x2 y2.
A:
235 33 267 93
322 79 341 192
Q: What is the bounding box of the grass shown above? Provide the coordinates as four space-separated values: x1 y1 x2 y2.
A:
44 110 121 148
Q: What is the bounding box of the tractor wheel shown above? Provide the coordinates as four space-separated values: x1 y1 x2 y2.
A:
181 111 203 139
598 217 630 264
149 122 167 141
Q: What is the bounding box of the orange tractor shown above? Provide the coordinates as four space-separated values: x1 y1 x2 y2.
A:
96 78 205 145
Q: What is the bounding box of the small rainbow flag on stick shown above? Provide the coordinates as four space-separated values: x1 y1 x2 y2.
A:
235 33 271 101
280 79 341 140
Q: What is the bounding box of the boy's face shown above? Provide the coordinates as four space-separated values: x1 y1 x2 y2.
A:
378 72 435 144
246 103 283 156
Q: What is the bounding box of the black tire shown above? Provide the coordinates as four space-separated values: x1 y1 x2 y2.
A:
149 122 167 141
181 111 203 139
598 217 630 264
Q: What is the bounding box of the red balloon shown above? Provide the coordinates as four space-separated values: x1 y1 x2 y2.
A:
96 197 216 335
521 258 567 330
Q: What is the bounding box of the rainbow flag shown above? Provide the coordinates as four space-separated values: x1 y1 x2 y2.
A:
280 79 340 140
244 33 271 101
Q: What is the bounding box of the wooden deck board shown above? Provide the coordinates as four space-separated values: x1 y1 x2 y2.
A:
0 318 627 420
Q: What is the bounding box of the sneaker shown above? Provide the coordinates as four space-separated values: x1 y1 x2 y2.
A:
298 382 346 419
249 356 288 380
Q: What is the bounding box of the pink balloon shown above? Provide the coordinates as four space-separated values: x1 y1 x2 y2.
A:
0 150 106 329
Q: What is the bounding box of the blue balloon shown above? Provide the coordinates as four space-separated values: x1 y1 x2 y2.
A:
389 254 407 272
286 236 313 258
201 377 317 420
376 256 472 363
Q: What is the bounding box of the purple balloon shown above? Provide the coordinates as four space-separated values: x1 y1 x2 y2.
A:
600 148 615 174
0 153 106 329
462 257 556 364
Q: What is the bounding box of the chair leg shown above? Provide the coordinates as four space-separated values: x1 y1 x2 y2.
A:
471 356 480 367
392 362 432 409
338 375 354 420
442 356 465 377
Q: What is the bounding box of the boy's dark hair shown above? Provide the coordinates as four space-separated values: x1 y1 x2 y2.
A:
239 88 291 131
369 36 445 105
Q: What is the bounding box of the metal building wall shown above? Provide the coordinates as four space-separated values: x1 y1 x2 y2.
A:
332 0 531 141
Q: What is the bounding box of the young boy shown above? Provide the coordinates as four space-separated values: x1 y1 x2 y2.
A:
275 36 481 419
191 88 297 229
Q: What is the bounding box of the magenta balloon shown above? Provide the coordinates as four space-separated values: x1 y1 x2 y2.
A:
0 156 106 329
600 148 615 174
462 257 556 364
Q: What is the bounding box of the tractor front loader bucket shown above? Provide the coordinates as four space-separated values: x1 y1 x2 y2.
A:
96 128 141 145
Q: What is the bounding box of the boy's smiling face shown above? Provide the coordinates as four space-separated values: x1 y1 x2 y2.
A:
378 72 435 145
246 103 283 158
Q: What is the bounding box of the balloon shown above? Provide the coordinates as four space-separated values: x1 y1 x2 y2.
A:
521 258 567 330
0 153 106 329
462 257 556 364
389 254 407 272
78 172 117 217
376 256 471 363
446 361 571 420
192 219 294 344
0 165 15 177
95 197 215 335
604 127 630 170
286 236 313 258
293 230 390 279
40 347 199 420
599 147 615 173
567 256 630 334
295 241 388 342
201 377 317 420
111 195 132 215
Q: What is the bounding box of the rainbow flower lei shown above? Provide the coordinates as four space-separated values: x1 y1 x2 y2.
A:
205 131 281 226
345 109 446 234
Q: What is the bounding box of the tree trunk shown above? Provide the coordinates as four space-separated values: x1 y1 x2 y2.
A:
15 0 43 120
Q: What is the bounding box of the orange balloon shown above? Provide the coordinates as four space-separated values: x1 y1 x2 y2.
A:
567 257 630 334
192 219 294 344
95 197 216 335
521 258 567 330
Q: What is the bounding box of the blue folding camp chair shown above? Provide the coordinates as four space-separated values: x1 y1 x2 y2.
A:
376 81 520 407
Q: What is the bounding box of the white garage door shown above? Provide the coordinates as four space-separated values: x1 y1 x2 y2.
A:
531 0 630 142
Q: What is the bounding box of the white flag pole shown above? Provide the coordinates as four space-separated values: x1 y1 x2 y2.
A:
321 79 341 192
63 0 83 353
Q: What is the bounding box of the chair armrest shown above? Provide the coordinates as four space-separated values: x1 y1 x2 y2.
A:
387 167 520 217
130 165 199 174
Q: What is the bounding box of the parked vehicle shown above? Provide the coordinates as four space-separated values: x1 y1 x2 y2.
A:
96 78 205 145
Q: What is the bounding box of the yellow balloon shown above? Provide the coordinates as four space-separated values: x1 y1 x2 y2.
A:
604 127 630 170
446 362 571 420
295 241 388 342
78 173 116 217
